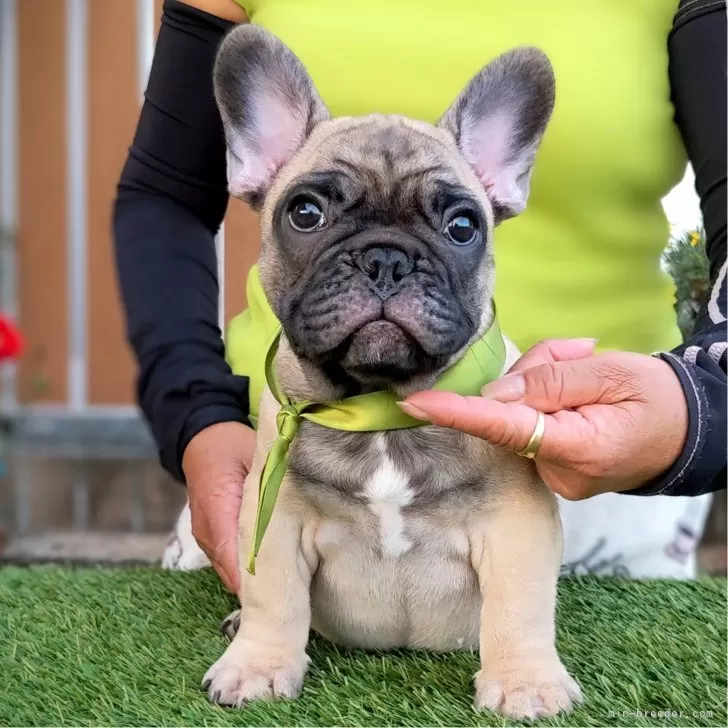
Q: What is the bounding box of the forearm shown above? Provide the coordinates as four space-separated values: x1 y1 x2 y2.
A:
113 0 250 481
114 194 250 480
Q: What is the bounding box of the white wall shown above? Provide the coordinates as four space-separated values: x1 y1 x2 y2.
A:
662 166 702 237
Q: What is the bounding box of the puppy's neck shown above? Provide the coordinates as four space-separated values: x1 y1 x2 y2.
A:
274 338 345 402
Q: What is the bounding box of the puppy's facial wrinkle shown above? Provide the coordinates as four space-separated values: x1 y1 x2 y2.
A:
275 171 350 212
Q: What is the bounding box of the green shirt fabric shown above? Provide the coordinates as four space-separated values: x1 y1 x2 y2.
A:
230 0 685 360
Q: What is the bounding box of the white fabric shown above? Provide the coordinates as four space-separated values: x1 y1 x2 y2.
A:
163 492 713 580
559 492 713 579
161 500 211 571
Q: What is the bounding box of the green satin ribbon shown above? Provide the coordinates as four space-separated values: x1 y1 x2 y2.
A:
246 313 507 575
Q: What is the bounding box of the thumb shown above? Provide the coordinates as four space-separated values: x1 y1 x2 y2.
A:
481 354 636 411
506 338 597 376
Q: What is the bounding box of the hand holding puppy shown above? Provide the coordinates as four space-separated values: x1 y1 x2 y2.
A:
182 421 256 592
401 339 689 499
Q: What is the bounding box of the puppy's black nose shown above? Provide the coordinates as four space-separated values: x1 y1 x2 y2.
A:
359 247 413 300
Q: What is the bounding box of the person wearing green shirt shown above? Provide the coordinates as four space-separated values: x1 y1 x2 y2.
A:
113 0 726 589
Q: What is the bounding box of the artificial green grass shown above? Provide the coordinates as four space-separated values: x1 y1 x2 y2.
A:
0 566 725 727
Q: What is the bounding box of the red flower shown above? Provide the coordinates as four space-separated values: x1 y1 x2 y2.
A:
0 316 23 360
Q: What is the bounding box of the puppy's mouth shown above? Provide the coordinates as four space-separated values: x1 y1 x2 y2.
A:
340 320 419 383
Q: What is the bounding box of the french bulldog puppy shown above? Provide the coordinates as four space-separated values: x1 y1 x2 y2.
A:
203 25 582 720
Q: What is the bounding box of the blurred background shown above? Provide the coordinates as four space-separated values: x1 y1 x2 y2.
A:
0 0 724 573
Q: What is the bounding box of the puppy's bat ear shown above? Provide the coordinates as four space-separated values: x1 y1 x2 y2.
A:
213 25 329 204
438 48 555 222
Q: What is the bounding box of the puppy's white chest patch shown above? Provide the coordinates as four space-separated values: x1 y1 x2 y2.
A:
363 435 413 557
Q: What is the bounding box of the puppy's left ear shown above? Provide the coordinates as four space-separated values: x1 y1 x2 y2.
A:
438 48 555 222
213 25 329 204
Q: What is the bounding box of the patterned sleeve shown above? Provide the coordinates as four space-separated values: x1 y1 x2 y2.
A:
630 0 727 497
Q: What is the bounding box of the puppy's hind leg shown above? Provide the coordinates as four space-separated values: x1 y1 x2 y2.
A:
470 471 583 720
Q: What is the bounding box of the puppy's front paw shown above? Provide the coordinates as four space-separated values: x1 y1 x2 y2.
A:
474 655 583 719
203 640 309 707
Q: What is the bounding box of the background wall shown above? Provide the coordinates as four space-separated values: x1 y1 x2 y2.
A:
1 0 260 412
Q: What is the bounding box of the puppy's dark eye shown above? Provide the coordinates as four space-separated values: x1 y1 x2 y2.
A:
288 197 326 232
444 214 479 246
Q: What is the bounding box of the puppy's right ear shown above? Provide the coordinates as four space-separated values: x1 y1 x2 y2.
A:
213 25 329 204
438 48 555 223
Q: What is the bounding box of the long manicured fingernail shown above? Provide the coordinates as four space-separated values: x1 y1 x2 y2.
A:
397 401 432 422
481 374 525 401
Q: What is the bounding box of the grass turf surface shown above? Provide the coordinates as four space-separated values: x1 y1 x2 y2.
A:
0 567 725 727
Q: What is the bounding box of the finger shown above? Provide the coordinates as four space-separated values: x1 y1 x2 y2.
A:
190 502 241 593
480 354 642 411
191 533 236 592
212 560 235 592
400 391 556 454
212 538 240 593
505 338 597 377
204 481 244 593
209 511 241 593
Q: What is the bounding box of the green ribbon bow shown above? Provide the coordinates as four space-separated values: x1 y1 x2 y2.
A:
246 314 507 575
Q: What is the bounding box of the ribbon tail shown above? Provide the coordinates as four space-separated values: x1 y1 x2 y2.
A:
246 436 291 575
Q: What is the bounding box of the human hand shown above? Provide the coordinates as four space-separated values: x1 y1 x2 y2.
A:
182 421 256 591
399 339 688 499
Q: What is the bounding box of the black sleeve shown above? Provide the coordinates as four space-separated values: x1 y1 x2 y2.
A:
113 0 251 482
631 0 727 497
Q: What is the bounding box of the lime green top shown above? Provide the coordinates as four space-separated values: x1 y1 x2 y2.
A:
232 0 685 357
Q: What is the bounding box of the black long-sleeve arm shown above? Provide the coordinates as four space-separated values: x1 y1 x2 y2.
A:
632 0 727 497
114 0 249 482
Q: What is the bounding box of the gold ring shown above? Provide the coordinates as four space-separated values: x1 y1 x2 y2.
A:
516 411 545 459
